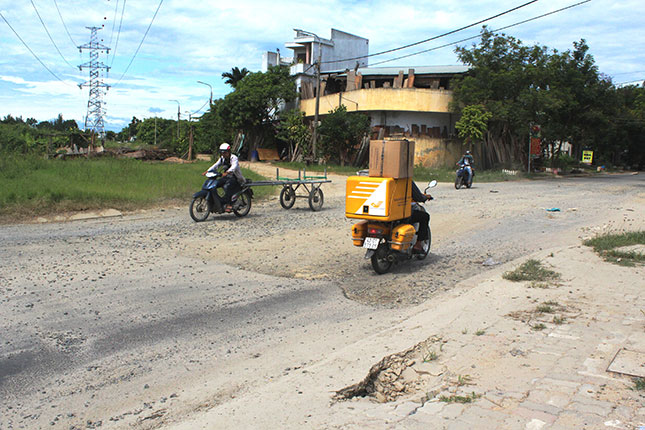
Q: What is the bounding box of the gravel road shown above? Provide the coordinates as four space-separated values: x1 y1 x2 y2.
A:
0 171 642 429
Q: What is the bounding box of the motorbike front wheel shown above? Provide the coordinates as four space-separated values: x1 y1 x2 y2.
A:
232 191 252 217
455 176 462 189
189 196 210 222
371 246 392 274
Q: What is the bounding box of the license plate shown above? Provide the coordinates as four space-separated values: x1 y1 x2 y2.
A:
363 237 380 250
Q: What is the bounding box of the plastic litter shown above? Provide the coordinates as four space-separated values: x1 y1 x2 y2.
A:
482 257 500 266
546 208 561 212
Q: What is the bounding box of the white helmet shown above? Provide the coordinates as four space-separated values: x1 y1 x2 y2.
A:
219 143 231 153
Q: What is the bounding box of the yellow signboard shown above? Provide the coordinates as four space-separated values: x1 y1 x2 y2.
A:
582 150 593 164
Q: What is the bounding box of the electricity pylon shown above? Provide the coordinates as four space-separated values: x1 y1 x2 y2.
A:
78 26 110 139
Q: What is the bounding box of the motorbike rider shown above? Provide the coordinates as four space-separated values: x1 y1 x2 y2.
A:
203 143 245 212
410 181 433 252
456 150 474 184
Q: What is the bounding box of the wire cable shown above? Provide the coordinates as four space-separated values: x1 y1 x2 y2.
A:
52 0 77 48
113 0 163 86
321 0 540 65
30 0 75 69
369 0 592 67
0 11 75 87
191 99 210 116
108 0 120 47
110 0 127 68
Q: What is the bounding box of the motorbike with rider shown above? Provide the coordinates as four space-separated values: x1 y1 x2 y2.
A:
455 150 474 189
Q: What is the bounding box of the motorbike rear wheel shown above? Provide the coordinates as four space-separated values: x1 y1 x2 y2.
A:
189 196 210 222
371 245 392 274
233 191 252 217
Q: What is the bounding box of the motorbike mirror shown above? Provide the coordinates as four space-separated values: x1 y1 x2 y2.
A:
427 180 437 188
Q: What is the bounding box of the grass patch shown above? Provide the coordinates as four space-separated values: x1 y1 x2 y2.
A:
633 377 645 391
423 350 438 362
439 392 481 403
531 323 547 331
536 304 556 314
583 231 645 266
503 259 561 282
475 329 486 336
0 155 273 221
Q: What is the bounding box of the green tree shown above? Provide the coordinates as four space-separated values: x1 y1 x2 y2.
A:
195 98 234 154
455 104 492 151
222 67 250 89
219 66 296 155
317 105 370 165
276 109 311 161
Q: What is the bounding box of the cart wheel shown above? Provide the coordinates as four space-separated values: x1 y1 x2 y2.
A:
280 186 296 209
308 187 324 211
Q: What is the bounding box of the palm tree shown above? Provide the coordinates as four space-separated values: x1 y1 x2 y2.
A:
221 67 249 88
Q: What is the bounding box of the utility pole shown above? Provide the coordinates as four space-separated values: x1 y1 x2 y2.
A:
169 99 180 141
294 29 322 162
78 27 110 142
188 113 194 161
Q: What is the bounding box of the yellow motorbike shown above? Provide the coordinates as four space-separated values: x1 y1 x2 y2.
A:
346 177 437 274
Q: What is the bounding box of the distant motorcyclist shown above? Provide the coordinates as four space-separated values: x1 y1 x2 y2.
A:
410 181 432 252
457 150 474 184
203 143 245 212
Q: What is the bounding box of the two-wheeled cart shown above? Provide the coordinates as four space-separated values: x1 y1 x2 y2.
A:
246 167 331 211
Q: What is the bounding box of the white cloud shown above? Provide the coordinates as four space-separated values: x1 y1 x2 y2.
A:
1 0 644 131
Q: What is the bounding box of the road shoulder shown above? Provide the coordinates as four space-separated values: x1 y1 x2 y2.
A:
165 240 645 429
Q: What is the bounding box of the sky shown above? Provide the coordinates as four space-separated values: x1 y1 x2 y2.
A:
1 0 644 132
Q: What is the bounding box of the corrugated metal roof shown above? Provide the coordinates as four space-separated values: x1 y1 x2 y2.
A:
325 65 469 76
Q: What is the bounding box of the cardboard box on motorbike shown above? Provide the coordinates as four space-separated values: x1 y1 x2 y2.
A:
346 139 414 222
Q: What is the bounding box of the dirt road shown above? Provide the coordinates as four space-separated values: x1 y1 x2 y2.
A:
0 169 642 429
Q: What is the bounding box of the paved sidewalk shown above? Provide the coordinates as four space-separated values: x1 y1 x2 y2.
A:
168 244 644 430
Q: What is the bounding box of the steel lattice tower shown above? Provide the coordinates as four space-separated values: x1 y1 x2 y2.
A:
78 27 110 137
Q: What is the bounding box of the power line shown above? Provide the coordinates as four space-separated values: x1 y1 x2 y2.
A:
110 0 127 68
30 0 75 69
370 0 592 67
0 10 74 87
108 0 120 47
52 0 77 48
321 0 540 65
113 0 164 86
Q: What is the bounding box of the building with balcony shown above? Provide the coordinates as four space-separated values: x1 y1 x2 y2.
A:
264 29 471 167
300 65 469 167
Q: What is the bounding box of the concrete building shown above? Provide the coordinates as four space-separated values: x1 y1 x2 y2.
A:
263 29 369 101
264 29 470 167
300 66 469 167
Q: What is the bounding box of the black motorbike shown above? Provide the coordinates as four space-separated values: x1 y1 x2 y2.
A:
455 162 473 189
189 172 253 222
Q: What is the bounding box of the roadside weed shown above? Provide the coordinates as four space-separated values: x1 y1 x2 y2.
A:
584 230 645 266
532 323 547 331
633 377 645 391
439 392 481 404
553 316 565 325
457 375 472 386
423 350 438 362
503 259 560 282
475 329 485 336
